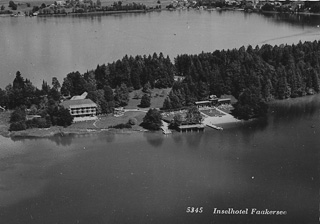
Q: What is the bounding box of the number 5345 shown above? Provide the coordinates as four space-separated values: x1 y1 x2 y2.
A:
186 207 203 213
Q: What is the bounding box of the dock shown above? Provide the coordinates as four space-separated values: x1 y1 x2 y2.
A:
161 121 172 134
206 123 223 130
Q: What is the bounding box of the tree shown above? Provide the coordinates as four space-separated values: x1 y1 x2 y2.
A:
56 107 73 127
185 106 202 124
42 80 50 95
8 1 17 10
1 5 5 10
52 77 61 90
141 108 162 130
142 81 152 94
114 83 129 107
139 94 151 108
170 113 183 128
162 97 171 109
13 71 25 90
0 88 8 108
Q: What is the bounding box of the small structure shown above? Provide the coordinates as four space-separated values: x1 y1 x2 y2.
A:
177 124 205 132
26 115 41 120
60 92 97 122
114 107 124 117
0 106 5 112
195 100 212 108
218 98 231 105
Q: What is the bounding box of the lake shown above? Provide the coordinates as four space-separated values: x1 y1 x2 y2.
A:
0 94 319 224
0 10 320 224
1 10 320 88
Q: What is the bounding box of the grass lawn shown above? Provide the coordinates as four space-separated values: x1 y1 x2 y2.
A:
126 87 170 109
69 110 147 130
201 108 224 117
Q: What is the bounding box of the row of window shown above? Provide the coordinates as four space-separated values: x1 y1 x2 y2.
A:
70 107 96 115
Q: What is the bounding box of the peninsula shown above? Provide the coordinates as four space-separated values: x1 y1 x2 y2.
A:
1 40 320 137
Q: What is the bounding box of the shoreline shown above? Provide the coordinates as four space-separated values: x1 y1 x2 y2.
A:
2 125 149 139
3 7 320 18
0 114 241 139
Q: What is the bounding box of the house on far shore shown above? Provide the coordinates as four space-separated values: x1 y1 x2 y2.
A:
60 92 97 122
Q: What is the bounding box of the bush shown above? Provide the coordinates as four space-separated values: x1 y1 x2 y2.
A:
10 107 26 123
128 118 137 125
26 117 51 129
8 1 17 10
9 121 26 131
109 123 132 129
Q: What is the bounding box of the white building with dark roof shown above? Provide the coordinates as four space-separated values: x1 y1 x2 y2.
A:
60 93 97 122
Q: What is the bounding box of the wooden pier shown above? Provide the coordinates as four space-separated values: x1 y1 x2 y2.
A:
206 123 223 130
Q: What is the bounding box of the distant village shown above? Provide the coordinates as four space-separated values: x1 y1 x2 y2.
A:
2 0 320 17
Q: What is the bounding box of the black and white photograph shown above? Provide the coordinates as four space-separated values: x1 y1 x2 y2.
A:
0 0 319 223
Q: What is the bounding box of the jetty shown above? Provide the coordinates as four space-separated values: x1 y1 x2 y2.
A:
206 123 223 130
161 121 172 134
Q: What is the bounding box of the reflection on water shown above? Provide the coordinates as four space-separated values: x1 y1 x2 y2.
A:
0 95 319 223
144 132 165 147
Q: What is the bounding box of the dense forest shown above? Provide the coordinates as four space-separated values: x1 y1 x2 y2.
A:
165 40 320 119
1 41 320 128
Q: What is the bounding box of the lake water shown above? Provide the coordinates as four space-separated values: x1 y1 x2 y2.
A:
0 94 319 224
0 10 320 224
1 11 320 88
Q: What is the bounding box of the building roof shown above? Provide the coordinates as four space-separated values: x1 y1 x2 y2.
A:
178 124 206 129
61 99 97 109
218 98 231 102
195 101 211 105
70 92 88 100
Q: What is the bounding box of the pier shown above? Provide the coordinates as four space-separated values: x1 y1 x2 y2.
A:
206 123 223 130
161 121 172 134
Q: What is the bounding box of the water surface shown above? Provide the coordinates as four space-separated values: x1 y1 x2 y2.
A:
0 94 319 223
1 11 320 87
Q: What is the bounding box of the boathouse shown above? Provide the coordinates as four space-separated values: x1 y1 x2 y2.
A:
177 124 205 132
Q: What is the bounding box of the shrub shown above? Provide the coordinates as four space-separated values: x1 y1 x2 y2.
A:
10 107 26 123
109 123 132 129
26 117 51 129
128 118 137 125
9 121 26 131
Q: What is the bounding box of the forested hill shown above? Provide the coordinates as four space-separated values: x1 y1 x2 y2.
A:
165 41 320 119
